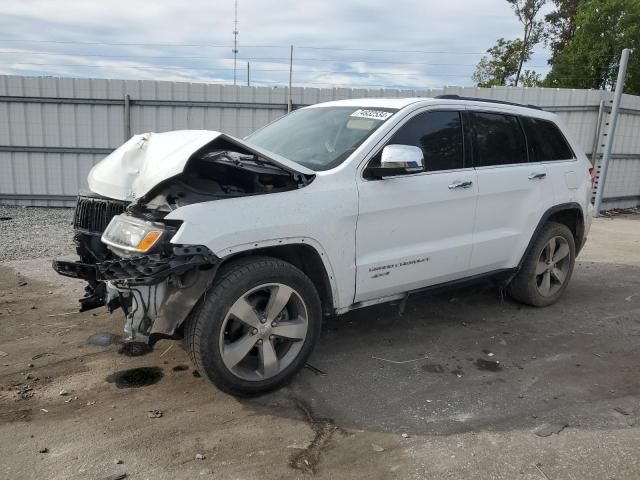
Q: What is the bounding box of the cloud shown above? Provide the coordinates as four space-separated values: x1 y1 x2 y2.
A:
0 0 553 88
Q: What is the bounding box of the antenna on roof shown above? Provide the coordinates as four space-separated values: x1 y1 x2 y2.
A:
232 0 239 85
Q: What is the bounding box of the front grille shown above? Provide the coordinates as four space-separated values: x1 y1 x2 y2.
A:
73 194 129 234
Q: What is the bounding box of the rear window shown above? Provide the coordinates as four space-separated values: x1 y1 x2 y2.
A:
471 112 528 167
522 117 575 162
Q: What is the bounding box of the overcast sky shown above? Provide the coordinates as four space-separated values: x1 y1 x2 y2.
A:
0 0 553 89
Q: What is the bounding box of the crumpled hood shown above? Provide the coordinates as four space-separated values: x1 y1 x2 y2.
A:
88 130 314 201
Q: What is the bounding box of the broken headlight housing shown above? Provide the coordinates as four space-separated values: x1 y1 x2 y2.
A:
101 214 168 255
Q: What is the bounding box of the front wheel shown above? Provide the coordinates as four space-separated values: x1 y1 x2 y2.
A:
508 221 576 307
185 256 322 396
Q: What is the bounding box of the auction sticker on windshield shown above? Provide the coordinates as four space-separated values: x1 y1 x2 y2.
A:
350 109 394 121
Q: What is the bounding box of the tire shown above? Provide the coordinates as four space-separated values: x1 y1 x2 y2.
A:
508 221 576 307
184 256 322 396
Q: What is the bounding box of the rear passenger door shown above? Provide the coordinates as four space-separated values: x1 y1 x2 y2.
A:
468 110 554 273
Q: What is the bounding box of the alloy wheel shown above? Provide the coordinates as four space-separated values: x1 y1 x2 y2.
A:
535 236 571 297
219 283 309 381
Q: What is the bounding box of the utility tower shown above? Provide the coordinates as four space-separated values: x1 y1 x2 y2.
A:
232 0 239 85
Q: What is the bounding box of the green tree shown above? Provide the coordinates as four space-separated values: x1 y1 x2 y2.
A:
544 0 584 62
508 0 547 85
544 0 640 94
520 69 543 86
473 0 546 87
472 38 524 87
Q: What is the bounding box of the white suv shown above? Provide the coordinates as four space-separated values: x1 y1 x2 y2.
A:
54 95 594 395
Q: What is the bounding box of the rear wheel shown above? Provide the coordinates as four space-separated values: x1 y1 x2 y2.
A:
508 222 575 307
185 256 322 396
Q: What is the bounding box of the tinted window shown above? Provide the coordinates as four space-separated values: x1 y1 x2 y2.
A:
382 111 464 172
522 117 575 162
472 112 528 166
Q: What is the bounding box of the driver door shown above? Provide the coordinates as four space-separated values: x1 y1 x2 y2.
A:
354 109 478 302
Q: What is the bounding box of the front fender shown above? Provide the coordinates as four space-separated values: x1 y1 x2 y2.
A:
165 181 358 310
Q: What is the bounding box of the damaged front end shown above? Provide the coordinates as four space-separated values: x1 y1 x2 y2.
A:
54 212 219 343
53 130 314 343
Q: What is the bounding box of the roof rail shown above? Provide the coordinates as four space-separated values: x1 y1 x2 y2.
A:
434 94 542 111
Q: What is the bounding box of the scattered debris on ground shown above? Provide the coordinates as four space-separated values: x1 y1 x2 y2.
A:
475 358 502 372
101 474 127 480
31 352 55 360
159 345 174 357
17 385 35 400
372 354 429 364
599 207 639 218
304 363 328 376
534 463 552 480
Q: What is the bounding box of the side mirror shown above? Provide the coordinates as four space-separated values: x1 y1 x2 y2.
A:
368 145 424 178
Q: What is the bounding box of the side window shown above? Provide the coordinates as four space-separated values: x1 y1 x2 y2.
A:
522 117 575 162
471 112 528 167
368 111 464 173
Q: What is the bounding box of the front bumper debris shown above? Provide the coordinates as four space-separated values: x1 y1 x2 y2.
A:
53 248 214 284
53 245 219 343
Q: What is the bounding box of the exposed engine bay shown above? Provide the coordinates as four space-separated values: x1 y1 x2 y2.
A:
53 136 314 343
132 143 309 217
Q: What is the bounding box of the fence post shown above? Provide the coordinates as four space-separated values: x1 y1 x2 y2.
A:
590 99 605 164
593 48 632 216
288 45 293 113
123 94 131 141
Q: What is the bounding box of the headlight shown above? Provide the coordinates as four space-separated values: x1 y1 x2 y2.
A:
102 215 166 254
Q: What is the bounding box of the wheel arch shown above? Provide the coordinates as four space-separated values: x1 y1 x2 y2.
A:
518 202 585 270
215 240 337 315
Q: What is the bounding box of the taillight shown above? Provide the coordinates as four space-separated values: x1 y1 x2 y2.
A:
589 167 596 187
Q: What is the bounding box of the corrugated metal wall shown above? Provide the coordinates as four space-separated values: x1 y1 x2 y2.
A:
1 75 639 209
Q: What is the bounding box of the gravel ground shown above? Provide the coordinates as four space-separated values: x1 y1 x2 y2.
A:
0 205 75 262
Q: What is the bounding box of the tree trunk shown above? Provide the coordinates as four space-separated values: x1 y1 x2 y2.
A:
514 57 524 86
515 21 533 87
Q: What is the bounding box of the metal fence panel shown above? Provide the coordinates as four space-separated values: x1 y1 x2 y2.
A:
1 74 639 209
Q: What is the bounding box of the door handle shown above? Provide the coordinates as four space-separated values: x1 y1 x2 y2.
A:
448 180 473 190
528 172 547 180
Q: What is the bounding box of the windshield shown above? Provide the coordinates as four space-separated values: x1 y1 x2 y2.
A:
245 106 398 171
